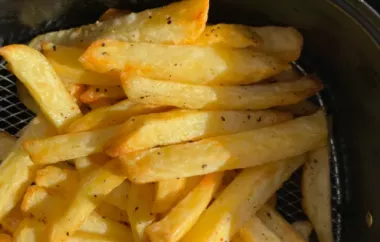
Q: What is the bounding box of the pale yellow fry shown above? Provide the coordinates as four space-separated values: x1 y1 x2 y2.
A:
264 68 300 83
68 100 168 133
46 160 126 242
74 154 109 176
0 45 82 132
194 24 261 47
238 216 281 242
29 0 209 48
88 99 118 110
276 100 319 117
0 233 11 242
127 183 156 242
106 181 130 212
122 75 322 110
1 205 23 234
81 40 289 86
23 125 119 164
41 43 120 86
251 26 303 61
16 80 40 114
181 156 306 242
119 111 327 183
0 132 16 160
257 205 306 242
213 170 239 199
106 109 292 156
35 166 80 194
0 115 56 221
96 203 129 223
302 146 334 242
153 178 187 214
292 221 313 240
147 172 223 242
80 86 125 104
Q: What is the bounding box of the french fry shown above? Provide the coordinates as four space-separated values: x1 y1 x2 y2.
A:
267 195 277 208
276 100 319 117
35 166 80 194
0 132 16 160
264 68 300 83
292 221 313 240
153 178 187 214
238 216 281 242
231 234 245 242
119 111 327 183
194 24 261 48
79 86 126 104
29 0 209 48
146 172 223 242
0 45 82 132
122 75 322 110
98 8 131 22
127 183 156 242
88 99 118 110
106 181 130 212
42 43 120 86
213 170 239 199
251 27 303 61
23 125 120 164
96 202 129 223
0 115 56 221
81 40 289 86
67 100 168 133
106 109 292 156
0 233 11 242
0 205 23 234
74 154 110 176
65 83 87 106
256 205 306 242
302 146 333 242
46 160 126 242
16 80 40 114
181 155 307 242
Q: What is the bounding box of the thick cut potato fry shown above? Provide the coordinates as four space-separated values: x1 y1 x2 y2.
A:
251 27 303 61
106 109 292 156
65 83 87 105
267 195 277 208
194 24 261 47
256 205 306 242
238 216 281 242
35 166 80 194
47 160 126 242
29 0 209 48
264 68 300 83
302 146 333 242
0 132 16 160
0 115 56 221
80 86 126 104
181 156 306 242
96 203 129 223
81 40 289 86
0 45 82 132
16 80 40 113
292 221 313 240
88 99 118 110
276 100 319 117
106 181 130 212
68 100 168 133
119 111 327 183
98 8 131 22
74 154 110 176
147 172 223 242
153 178 187 214
23 125 120 164
127 183 156 242
42 43 120 86
0 233 11 242
1 205 23 234
122 75 322 110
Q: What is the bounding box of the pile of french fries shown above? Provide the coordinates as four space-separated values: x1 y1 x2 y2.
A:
0 0 335 241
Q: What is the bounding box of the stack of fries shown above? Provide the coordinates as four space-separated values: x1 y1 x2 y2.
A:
0 0 334 241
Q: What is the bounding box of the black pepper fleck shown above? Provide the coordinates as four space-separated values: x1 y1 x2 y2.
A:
202 164 207 169
53 45 57 51
221 116 226 121
135 206 139 212
247 115 251 120
257 117 262 122
101 43 106 47
96 88 100 92
102 52 107 55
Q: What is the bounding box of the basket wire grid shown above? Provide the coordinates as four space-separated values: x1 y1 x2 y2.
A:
0 57 341 241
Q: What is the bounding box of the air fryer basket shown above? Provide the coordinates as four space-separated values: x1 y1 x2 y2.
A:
1 0 379 241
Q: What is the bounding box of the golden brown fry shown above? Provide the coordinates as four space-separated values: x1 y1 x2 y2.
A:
1 205 23 234
276 100 319 117
0 115 56 221
181 156 307 242
292 221 313 240
0 45 82 132
81 40 289 85
267 195 277 208
29 0 209 48
251 26 303 61
0 233 11 242
256 205 306 242
122 75 322 110
194 24 261 47
153 178 187 214
106 109 292 156
46 160 126 241
98 8 131 21
23 125 119 164
35 166 80 195
302 146 333 242
238 215 281 242
79 86 126 104
42 43 120 86
127 183 156 242
64 83 87 106
74 154 110 176
0 132 16 160
147 173 223 242
67 99 168 133
119 111 327 183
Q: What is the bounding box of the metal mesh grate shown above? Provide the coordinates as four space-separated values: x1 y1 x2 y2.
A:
0 57 341 241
